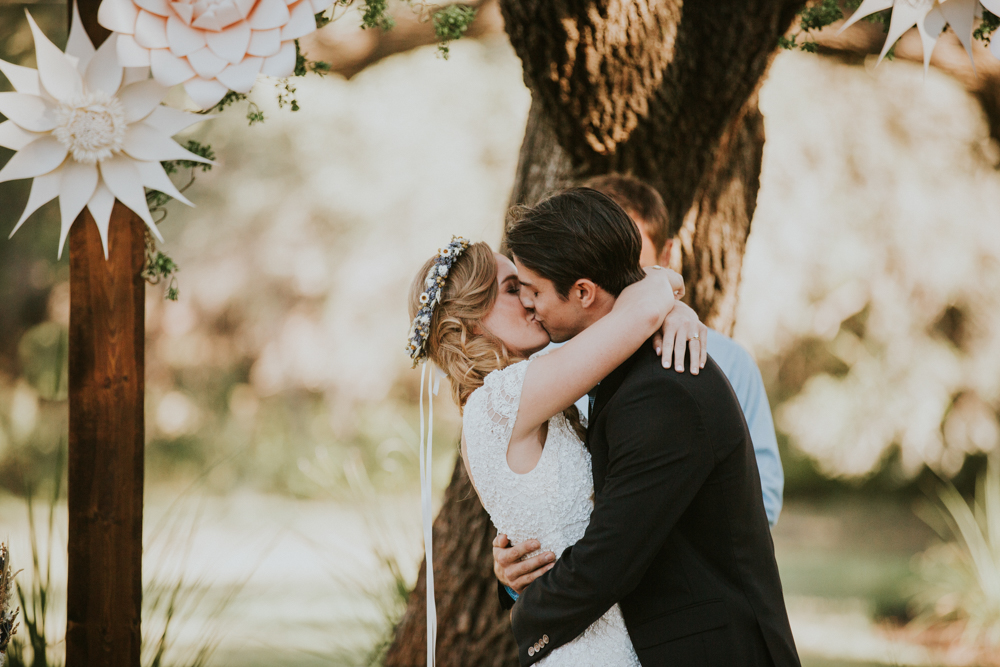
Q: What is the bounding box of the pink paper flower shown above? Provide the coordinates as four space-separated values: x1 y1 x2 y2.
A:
0 6 212 258
98 0 334 109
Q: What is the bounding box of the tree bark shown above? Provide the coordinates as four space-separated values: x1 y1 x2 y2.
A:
386 2 802 665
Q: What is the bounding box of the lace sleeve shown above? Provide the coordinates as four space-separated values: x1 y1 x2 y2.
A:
478 359 532 444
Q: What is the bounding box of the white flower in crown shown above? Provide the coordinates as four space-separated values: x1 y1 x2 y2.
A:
98 0 335 110
839 0 981 72
419 292 430 305
437 264 448 277
440 247 452 257
0 6 212 259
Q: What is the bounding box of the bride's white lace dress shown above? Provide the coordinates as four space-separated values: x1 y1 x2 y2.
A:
463 358 640 666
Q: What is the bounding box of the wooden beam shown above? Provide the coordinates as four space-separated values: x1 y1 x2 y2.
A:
66 2 146 665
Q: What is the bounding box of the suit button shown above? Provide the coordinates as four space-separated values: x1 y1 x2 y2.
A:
528 647 535 657
542 635 549 644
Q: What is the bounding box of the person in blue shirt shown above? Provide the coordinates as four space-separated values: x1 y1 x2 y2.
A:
496 175 784 599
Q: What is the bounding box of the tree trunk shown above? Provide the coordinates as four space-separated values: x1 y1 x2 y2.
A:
386 2 802 665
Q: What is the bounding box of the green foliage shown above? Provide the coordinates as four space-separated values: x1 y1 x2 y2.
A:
432 5 477 59
799 0 843 32
142 232 181 302
975 10 1000 44
911 454 1000 647
360 0 395 31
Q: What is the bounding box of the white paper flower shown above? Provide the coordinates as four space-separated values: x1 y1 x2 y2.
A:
98 0 335 110
840 0 980 71
0 6 212 258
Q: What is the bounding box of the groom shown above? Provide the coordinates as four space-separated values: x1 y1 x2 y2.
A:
499 188 800 666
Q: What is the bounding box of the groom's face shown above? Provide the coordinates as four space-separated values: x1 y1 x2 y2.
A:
513 259 588 343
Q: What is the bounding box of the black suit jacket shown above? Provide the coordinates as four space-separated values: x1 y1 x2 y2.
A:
505 344 800 667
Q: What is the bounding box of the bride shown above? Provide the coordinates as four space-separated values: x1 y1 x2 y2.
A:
406 236 704 665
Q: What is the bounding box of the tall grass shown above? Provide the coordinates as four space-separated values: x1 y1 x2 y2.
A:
300 446 415 666
911 453 1000 648
5 447 255 667
5 442 65 667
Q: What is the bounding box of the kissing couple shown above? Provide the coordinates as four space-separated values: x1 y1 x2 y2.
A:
406 186 800 666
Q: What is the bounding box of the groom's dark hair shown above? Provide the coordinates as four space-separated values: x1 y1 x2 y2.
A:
504 187 646 298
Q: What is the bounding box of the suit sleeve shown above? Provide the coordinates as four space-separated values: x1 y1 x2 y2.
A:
510 372 717 665
498 579 516 610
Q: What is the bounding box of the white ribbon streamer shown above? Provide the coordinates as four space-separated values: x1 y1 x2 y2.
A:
419 362 440 666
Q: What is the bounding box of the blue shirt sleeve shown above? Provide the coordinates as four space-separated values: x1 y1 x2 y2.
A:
505 585 519 601
705 330 784 527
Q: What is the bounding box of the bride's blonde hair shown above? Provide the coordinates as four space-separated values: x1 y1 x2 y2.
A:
408 242 588 441
408 242 516 409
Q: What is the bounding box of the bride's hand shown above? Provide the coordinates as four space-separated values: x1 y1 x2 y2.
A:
652 300 708 374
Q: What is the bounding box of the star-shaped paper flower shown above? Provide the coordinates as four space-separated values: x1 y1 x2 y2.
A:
98 0 335 110
0 6 211 258
840 0 980 72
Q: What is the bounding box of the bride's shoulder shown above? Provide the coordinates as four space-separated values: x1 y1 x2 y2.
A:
466 359 532 413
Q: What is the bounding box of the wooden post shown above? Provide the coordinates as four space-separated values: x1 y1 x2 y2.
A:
66 2 146 665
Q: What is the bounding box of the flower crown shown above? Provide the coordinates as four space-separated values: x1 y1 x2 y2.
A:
406 236 472 366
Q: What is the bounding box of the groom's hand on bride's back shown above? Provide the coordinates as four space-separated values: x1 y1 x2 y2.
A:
652 300 709 374
493 533 555 595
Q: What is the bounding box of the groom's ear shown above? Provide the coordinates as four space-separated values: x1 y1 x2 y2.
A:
572 279 600 309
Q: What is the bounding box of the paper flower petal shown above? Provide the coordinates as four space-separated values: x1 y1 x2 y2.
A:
119 79 170 123
57 159 99 258
839 0 893 34
151 48 197 86
0 59 41 95
123 66 152 85
192 4 244 30
136 159 193 206
261 40 296 77
122 122 213 163
248 0 291 31
99 154 159 236
84 36 124 97
0 93 58 132
983 0 1000 15
0 120 41 150
187 47 229 79
309 0 335 14
98 0 141 34
170 1 195 24
135 10 170 49
234 0 257 19
939 0 976 68
66 2 97 71
183 77 229 109
117 34 153 67
26 11 84 101
247 27 281 57
144 104 209 135
877 1 933 66
919 8 946 74
206 20 252 64
216 57 262 93
0 135 67 184
166 15 207 57
8 168 61 240
87 182 116 258
135 0 171 18
281 0 316 40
